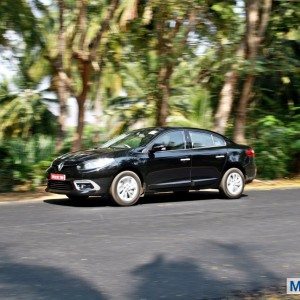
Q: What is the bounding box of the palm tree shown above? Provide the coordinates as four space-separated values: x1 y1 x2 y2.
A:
0 86 57 139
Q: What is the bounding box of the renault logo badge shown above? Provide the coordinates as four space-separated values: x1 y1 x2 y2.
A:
58 162 64 171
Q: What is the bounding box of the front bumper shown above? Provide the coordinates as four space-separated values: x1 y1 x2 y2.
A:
46 177 112 196
46 163 115 196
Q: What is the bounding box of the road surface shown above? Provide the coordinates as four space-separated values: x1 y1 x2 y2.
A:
0 188 299 299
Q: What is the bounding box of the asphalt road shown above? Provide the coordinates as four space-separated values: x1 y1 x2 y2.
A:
0 188 299 299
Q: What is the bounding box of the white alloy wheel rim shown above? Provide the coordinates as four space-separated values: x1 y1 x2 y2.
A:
226 172 243 195
116 175 139 203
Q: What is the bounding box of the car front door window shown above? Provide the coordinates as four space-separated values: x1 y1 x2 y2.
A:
152 131 186 151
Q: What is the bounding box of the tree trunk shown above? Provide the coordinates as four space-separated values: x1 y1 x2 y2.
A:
94 82 104 125
71 0 120 151
155 65 173 126
89 0 120 61
72 59 90 151
55 73 69 149
73 98 85 152
233 0 272 143
93 75 104 143
213 70 239 134
233 74 255 144
56 0 68 150
153 8 193 127
213 44 244 134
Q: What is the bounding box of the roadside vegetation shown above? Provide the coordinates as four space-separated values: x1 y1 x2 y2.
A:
0 0 299 191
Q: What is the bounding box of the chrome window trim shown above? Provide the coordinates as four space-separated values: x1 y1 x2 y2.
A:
190 144 227 150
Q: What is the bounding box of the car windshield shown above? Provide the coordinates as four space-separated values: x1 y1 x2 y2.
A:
101 128 162 149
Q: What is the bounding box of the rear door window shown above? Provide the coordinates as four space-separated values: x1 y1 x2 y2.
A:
189 131 214 148
212 134 226 146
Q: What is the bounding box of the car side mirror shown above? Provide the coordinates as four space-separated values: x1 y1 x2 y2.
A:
150 144 167 153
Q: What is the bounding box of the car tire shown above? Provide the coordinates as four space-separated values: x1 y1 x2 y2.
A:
219 168 245 199
110 171 142 206
67 195 89 201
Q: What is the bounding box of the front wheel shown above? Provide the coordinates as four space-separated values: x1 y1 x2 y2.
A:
219 168 245 199
110 171 142 206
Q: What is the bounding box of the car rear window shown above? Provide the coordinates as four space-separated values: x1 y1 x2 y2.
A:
212 134 226 146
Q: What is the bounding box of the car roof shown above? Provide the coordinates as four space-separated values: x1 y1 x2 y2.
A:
153 126 225 135
141 126 234 143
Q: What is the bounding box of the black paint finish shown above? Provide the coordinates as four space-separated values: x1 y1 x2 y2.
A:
46 127 256 197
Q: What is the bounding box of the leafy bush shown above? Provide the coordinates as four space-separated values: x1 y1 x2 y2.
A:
0 135 56 192
0 127 109 192
248 114 300 179
0 144 14 192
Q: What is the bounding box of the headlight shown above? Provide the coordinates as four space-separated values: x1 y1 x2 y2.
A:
77 158 114 171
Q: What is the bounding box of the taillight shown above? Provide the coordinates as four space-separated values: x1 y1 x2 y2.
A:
245 148 255 157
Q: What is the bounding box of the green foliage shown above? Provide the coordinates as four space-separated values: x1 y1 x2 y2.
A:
0 82 59 192
106 96 152 135
81 125 107 149
0 136 56 192
0 89 58 139
169 87 212 128
249 114 300 179
0 0 299 188
0 0 40 46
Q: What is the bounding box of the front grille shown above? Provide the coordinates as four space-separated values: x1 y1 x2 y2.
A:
51 165 78 179
60 166 76 177
48 180 73 191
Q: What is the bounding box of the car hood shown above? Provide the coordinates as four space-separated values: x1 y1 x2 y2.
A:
53 148 130 165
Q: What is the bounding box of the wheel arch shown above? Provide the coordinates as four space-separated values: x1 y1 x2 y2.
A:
112 166 144 186
222 163 246 178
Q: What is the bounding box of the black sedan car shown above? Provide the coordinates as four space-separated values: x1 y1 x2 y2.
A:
46 127 256 206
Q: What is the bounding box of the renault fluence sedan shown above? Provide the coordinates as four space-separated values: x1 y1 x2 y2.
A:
46 127 256 206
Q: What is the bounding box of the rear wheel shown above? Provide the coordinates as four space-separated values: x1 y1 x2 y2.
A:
67 195 89 201
219 168 245 199
110 171 142 206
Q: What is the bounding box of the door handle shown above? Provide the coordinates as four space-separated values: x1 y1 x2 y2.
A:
180 158 191 162
215 155 225 158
